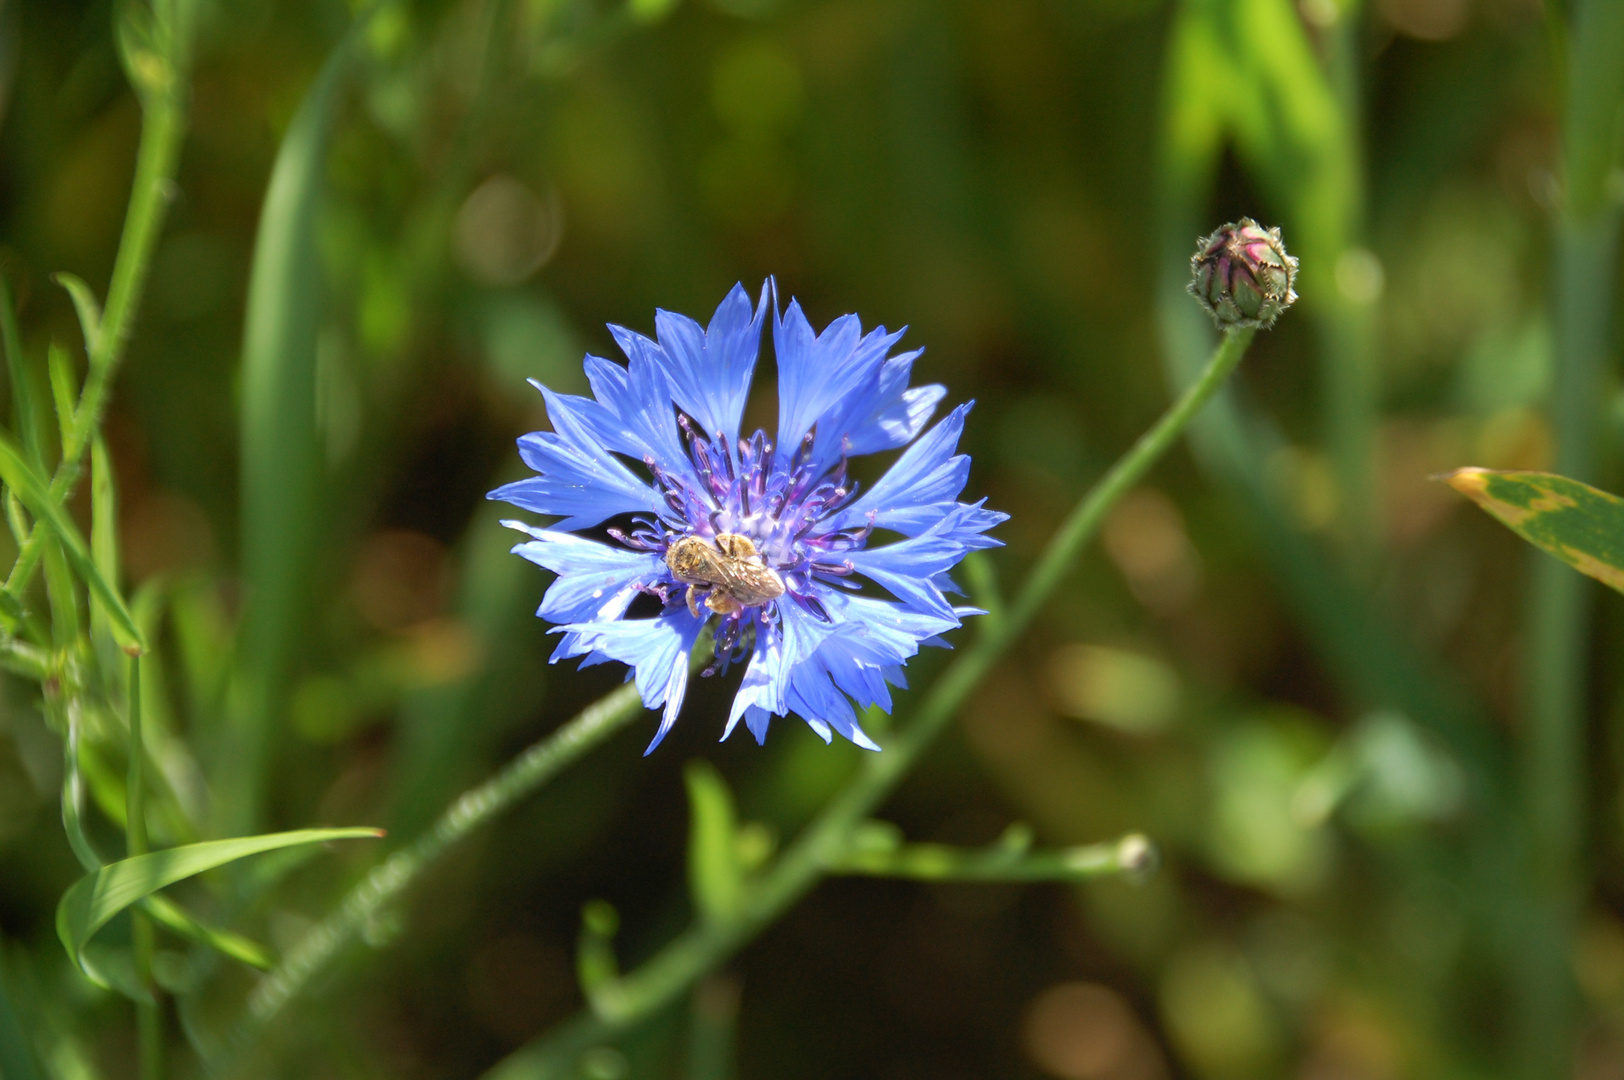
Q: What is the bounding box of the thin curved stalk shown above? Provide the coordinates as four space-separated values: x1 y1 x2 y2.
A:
4 40 191 601
126 657 160 1080
1516 0 1624 1072
226 680 648 1054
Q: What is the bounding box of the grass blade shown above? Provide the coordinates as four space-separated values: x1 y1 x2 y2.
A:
0 432 142 652
684 762 743 924
48 343 78 454
141 893 273 971
90 434 118 653
56 827 382 987
1446 469 1624 593
228 14 373 833
0 275 47 469
50 273 103 359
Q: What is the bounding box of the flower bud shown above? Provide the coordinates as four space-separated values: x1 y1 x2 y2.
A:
1188 218 1299 329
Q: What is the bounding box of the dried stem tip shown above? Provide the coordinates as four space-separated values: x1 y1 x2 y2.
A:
1188 218 1298 329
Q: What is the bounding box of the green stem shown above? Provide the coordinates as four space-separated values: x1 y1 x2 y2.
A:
231 680 648 1048
126 656 161 1080
126 658 149 857
3 53 189 601
1516 0 1624 1073
485 327 1257 1079
1322 5 1379 574
686 976 740 1080
1517 202 1620 1080
826 833 1156 883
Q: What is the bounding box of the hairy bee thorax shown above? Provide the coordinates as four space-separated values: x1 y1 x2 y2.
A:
665 532 786 617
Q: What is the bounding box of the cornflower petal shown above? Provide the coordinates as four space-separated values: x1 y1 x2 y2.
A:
650 282 769 446
837 349 946 459
844 515 975 621
489 385 665 530
785 661 876 749
503 522 664 623
743 706 773 745
606 328 701 487
552 609 708 754
830 403 975 535
774 299 885 453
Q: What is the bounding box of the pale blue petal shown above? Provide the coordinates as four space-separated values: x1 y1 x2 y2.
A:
491 437 664 533
744 705 772 745
504 522 664 623
605 326 701 484
811 345 945 467
843 512 978 621
724 620 787 737
551 610 706 753
723 599 841 740
774 299 881 453
651 282 768 445
820 592 959 667
785 661 879 750
831 404 975 535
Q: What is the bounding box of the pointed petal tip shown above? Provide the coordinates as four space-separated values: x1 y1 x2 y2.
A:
643 714 677 755
849 728 882 752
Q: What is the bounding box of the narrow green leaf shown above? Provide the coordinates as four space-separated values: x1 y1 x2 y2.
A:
0 635 46 679
684 760 743 924
3 489 24 546
48 343 78 454
58 703 102 874
0 432 143 652
41 536 80 650
576 900 621 997
56 827 381 986
141 893 273 970
0 275 47 469
90 435 118 652
960 550 1004 637
229 20 368 833
0 491 33 640
1445 468 1624 594
50 273 103 359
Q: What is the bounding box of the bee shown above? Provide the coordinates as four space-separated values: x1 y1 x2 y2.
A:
665 532 786 617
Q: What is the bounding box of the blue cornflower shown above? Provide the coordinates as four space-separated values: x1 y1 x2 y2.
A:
491 282 1005 752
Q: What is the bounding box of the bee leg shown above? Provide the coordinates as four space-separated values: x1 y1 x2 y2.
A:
706 591 743 615
686 586 703 619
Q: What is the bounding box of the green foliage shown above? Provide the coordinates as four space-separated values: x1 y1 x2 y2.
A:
0 433 142 651
0 952 40 1080
229 14 377 834
684 760 744 924
1446 469 1624 593
56 828 380 988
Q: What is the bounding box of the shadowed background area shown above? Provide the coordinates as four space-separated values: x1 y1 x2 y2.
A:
0 0 1616 1078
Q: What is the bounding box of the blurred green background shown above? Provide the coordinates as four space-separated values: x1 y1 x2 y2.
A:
1 0 1616 1077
